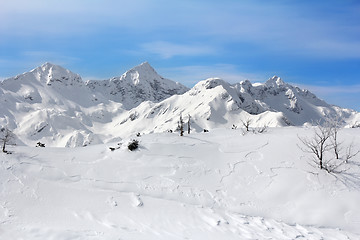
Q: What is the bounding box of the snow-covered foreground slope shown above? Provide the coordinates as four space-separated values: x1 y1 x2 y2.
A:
1 127 360 239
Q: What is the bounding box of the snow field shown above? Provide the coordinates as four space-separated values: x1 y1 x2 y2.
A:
1 127 360 239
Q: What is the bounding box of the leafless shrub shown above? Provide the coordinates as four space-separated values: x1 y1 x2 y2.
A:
299 119 359 173
255 124 269 134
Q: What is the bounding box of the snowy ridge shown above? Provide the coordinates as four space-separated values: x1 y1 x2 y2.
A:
112 76 357 137
0 62 359 147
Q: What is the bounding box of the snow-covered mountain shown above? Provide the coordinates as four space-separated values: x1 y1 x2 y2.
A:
110 77 358 137
0 63 121 147
0 62 189 146
0 62 358 147
86 62 189 109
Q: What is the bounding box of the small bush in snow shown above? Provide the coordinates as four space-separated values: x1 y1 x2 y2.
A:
254 125 269 134
36 142 45 147
351 121 360 128
128 139 139 151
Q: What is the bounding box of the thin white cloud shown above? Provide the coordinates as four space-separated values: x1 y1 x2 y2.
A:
1 0 360 60
193 2 360 59
22 51 80 65
290 83 360 110
0 52 80 79
0 0 152 35
301 39 360 59
293 83 360 95
141 41 216 59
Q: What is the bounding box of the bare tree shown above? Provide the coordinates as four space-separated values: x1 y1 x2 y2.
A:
241 117 252 132
179 115 184 136
327 117 359 165
344 143 359 163
299 118 359 173
187 114 191 134
1 127 15 153
299 123 332 170
326 116 342 160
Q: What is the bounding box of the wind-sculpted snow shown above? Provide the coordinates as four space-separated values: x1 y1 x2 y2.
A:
1 128 360 239
0 62 359 147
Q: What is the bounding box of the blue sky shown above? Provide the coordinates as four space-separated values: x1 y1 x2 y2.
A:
1 0 360 110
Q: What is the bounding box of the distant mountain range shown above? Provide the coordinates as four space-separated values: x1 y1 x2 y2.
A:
0 62 359 147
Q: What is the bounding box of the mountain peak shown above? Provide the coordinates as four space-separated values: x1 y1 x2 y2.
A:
30 62 82 86
265 76 285 88
87 62 189 109
122 62 157 83
117 62 186 89
138 61 152 69
196 77 229 90
41 62 57 68
33 62 65 73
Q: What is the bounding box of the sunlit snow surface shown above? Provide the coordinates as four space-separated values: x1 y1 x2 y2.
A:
1 127 360 239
